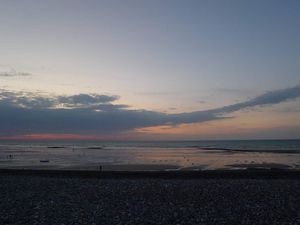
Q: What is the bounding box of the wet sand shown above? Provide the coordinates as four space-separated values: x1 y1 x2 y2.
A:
199 147 300 154
0 163 181 171
1 160 300 172
1 144 299 171
65 163 181 171
227 163 292 169
1 168 300 179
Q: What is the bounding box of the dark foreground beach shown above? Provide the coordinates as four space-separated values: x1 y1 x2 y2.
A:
0 170 300 225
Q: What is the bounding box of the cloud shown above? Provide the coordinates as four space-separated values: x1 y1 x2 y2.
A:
0 90 119 109
0 68 31 77
57 94 119 107
0 85 299 136
211 85 300 114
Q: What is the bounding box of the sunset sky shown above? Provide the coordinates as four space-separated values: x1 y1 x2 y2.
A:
0 0 300 140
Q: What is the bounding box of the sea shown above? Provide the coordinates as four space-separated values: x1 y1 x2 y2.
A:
0 139 300 171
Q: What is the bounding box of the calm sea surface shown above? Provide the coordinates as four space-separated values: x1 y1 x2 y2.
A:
0 140 299 170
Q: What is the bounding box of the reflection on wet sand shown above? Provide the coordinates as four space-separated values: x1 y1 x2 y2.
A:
133 148 299 170
0 145 299 171
227 163 292 169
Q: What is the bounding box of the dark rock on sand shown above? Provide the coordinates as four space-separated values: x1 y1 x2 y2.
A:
47 146 65 149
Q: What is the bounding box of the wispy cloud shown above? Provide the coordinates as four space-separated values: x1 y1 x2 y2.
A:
210 85 300 114
0 86 299 136
0 68 32 77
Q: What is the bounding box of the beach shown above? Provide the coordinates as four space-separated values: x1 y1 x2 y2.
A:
1 140 299 224
0 171 300 225
1 0 300 224
1 140 300 171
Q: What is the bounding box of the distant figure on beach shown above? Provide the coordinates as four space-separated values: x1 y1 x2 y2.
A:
99 165 102 171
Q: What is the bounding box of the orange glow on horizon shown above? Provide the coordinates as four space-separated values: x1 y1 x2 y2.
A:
1 107 300 141
0 133 136 141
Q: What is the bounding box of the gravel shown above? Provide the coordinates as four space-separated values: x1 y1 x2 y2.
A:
0 175 299 225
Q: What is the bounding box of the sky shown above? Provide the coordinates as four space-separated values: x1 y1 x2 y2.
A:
0 0 300 140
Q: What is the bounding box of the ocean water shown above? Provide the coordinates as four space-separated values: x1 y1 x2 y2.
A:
0 140 299 171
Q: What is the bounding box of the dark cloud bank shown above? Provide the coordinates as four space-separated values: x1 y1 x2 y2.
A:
0 86 299 136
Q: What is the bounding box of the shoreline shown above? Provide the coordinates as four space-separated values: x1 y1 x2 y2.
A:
1 168 300 179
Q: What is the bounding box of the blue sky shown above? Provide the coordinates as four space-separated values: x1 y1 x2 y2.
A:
0 0 299 140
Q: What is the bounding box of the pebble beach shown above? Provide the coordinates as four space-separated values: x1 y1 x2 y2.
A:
0 174 299 225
